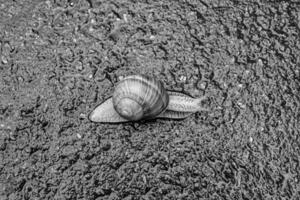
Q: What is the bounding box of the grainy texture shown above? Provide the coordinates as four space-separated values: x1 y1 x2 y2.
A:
0 0 300 199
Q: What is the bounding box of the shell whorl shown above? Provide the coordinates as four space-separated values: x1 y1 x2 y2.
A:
112 75 169 121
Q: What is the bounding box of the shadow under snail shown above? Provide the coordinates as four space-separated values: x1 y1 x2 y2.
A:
88 74 208 123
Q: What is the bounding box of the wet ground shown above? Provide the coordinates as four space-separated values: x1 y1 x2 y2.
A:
1 0 300 199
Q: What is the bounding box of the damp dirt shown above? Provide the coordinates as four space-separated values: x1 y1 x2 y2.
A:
0 0 300 199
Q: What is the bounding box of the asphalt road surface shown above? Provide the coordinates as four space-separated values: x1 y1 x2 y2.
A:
0 0 300 199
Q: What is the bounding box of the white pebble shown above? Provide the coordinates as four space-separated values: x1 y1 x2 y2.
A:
249 136 253 143
179 75 187 82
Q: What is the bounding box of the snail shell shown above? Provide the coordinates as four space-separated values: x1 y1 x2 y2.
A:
89 75 208 123
112 75 169 121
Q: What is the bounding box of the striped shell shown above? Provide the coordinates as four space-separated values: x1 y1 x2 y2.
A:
112 75 169 121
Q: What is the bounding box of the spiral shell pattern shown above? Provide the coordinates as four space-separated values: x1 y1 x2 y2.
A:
112 75 169 121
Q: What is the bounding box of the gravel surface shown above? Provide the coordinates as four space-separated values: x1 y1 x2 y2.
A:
0 0 300 199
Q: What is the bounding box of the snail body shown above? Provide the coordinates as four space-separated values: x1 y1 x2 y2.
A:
89 75 208 123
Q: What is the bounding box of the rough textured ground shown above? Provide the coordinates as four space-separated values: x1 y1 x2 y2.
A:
0 0 300 199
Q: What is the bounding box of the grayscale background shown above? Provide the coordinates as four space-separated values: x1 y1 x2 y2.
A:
0 0 299 199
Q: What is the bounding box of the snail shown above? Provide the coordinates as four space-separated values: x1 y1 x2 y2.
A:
88 74 208 123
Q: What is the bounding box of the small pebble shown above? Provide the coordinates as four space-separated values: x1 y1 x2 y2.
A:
79 113 86 119
249 136 253 143
257 59 263 66
91 18 96 24
123 14 128 22
178 75 187 83
237 101 246 109
1 56 8 64
76 62 83 71
197 81 207 90
89 27 94 32
118 75 125 81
